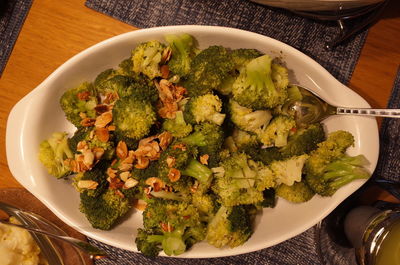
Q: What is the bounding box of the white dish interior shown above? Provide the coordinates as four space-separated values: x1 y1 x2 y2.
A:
6 25 379 258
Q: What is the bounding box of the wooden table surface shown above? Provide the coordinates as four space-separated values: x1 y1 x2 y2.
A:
0 0 399 194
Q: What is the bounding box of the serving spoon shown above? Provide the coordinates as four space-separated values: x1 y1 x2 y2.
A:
281 84 400 127
0 201 107 261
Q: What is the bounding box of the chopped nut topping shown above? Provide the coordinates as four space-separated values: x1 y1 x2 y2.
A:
135 156 150 169
107 125 116 131
79 112 87 119
160 222 174 232
158 131 173 150
200 154 209 165
166 156 176 168
123 178 139 189
93 147 105 160
161 65 170 79
107 167 117 179
77 91 91 100
80 118 96 127
77 141 88 152
119 171 131 182
119 162 133 172
82 149 95 168
145 177 165 190
116 141 128 159
103 92 119 104
168 168 181 182
114 189 125 198
161 46 172 63
77 180 98 189
95 128 110 142
133 199 147 211
156 79 187 119
95 111 113 128
172 143 187 151
109 177 124 189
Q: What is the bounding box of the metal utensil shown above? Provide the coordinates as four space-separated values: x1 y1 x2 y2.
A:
0 201 107 260
282 84 400 127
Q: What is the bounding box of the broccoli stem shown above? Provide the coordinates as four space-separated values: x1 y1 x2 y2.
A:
181 158 212 184
181 132 206 146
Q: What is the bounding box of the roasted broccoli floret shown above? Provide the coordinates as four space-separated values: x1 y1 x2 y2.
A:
162 110 193 138
212 153 275 206
206 205 255 248
132 40 167 79
137 199 206 256
260 188 277 208
181 122 224 167
306 154 370 197
117 57 134 76
232 54 288 109
135 228 162 257
94 69 118 89
112 96 157 140
38 132 73 178
229 100 272 134
304 131 370 196
184 93 226 125
158 141 212 186
165 33 198 77
276 181 315 203
216 48 263 95
60 82 98 128
184 45 234 97
270 154 309 186
279 123 325 158
256 115 296 147
191 192 219 218
68 127 115 160
79 188 130 230
73 160 109 197
225 128 259 153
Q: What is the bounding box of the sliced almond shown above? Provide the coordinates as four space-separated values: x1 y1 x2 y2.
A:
168 168 181 182
133 199 147 211
166 156 176 168
77 91 91 101
80 118 96 127
77 180 98 190
94 104 109 114
158 131 173 150
107 167 117 179
95 112 113 128
135 156 150 169
161 65 170 79
95 127 110 142
119 171 131 182
200 154 209 165
123 178 139 189
116 141 128 159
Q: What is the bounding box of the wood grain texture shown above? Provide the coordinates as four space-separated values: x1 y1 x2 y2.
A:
0 0 398 200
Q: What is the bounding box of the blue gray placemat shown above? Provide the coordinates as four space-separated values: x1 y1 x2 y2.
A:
0 0 32 76
85 0 369 85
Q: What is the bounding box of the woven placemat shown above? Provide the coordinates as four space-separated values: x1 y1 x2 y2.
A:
0 0 32 76
85 0 370 85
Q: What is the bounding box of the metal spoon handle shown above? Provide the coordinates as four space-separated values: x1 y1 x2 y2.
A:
336 107 400 118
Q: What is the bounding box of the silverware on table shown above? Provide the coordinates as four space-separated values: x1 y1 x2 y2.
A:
281 84 400 127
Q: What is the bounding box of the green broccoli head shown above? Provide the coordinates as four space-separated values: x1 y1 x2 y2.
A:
184 45 234 97
232 54 288 109
181 122 224 167
112 96 157 140
226 128 259 153
206 205 254 248
275 181 315 203
304 130 370 196
215 48 263 96
184 93 226 125
117 57 134 76
94 69 118 89
60 82 98 128
305 130 355 177
306 154 370 197
38 132 74 178
279 123 326 158
132 40 167 79
139 199 206 256
212 152 275 206
256 115 296 147
270 154 309 186
68 127 115 160
165 33 198 78
229 100 272 133
79 188 131 230
162 110 193 138
135 228 162 257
